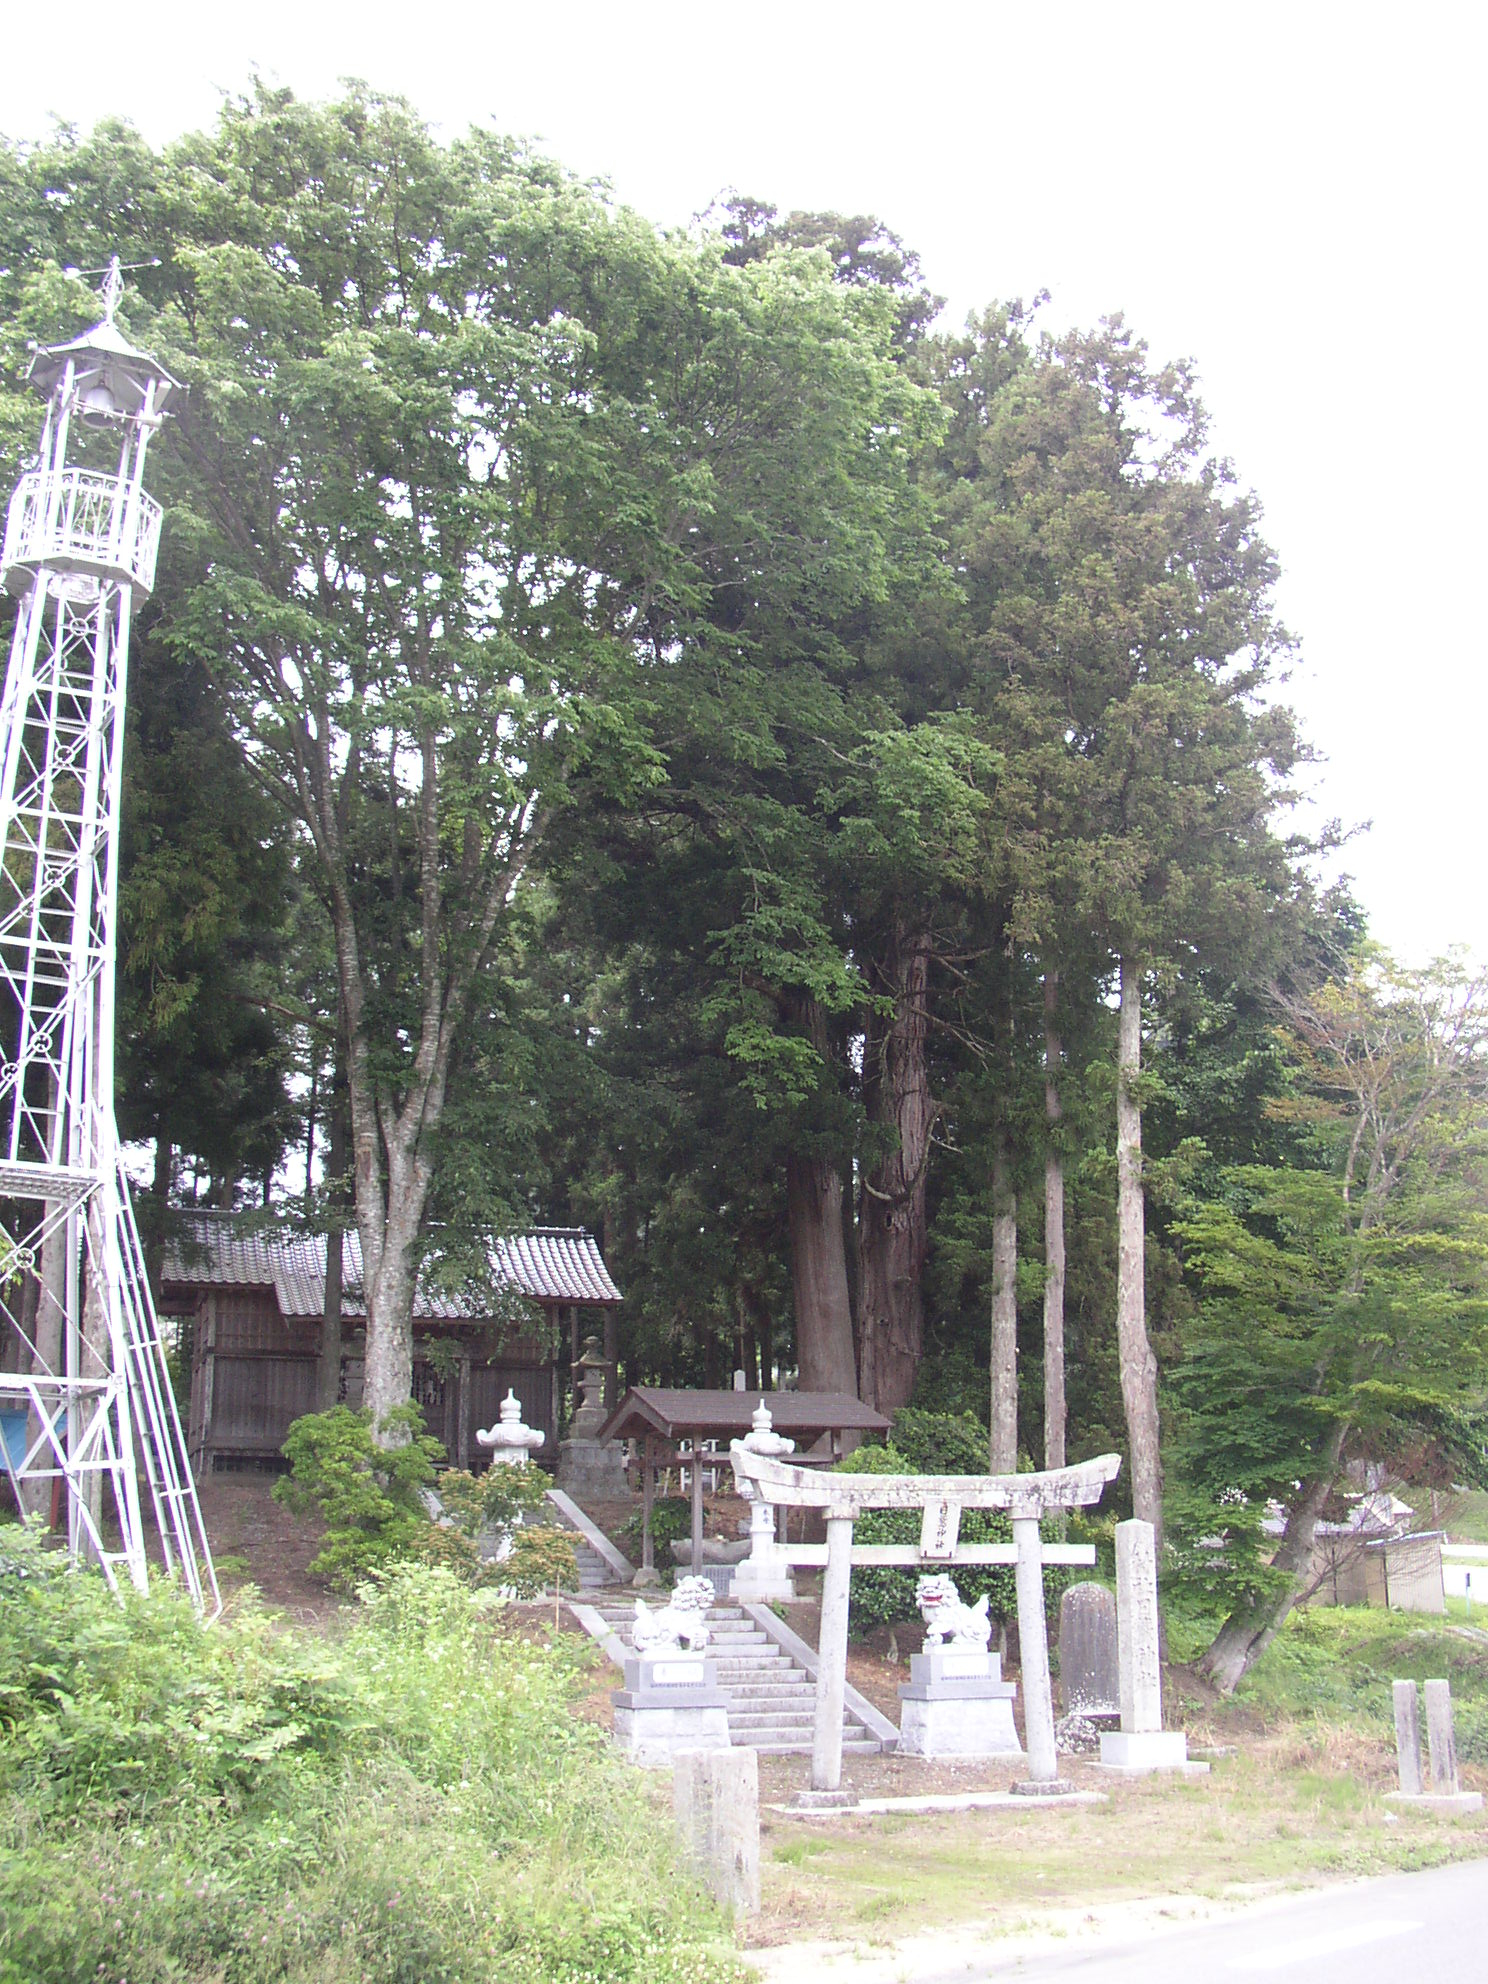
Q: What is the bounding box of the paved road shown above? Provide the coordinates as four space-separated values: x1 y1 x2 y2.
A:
975 1859 1488 1982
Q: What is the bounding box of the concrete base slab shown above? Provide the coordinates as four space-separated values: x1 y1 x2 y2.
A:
897 1691 1022 1761
794 1788 858 1811
1384 1789 1484 1814
1099 1729 1203 1773
729 1566 797 1603
1011 1776 1076 1797
770 1788 1106 1818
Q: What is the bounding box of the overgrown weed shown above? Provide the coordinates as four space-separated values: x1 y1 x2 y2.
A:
0 1529 746 1984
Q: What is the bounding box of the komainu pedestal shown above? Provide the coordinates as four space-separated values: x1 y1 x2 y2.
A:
613 1577 731 1765
898 1645 1022 1759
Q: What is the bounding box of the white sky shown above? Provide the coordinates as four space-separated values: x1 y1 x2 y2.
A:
4 0 1482 967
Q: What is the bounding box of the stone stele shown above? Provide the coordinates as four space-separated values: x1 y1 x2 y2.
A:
1059 1581 1119 1718
1098 1518 1198 1772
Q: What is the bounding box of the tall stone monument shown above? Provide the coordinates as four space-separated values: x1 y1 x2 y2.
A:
1098 1519 1198 1772
557 1334 629 1498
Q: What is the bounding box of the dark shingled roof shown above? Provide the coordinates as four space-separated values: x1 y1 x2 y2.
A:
598 1386 888 1445
163 1211 621 1320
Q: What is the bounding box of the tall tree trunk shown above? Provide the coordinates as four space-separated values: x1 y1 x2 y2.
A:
318 1027 348 1412
146 1135 172 1308
858 920 934 1415
1043 971 1067 1472
787 1151 857 1392
783 991 857 1395
1116 956 1163 1539
755 1296 774 1393
990 1129 1018 1471
1199 1417 1349 1691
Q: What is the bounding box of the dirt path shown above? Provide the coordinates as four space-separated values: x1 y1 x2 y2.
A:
197 1474 345 1628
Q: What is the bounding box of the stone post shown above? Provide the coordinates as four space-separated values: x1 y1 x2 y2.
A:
1099 1517 1195 1772
1424 1679 1460 1795
1393 1679 1423 1796
805 1513 855 1803
673 1747 760 1915
1010 1514 1065 1789
1387 1677 1481 1811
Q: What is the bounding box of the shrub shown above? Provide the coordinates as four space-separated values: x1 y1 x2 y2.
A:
620 1495 690 1556
889 1407 989 1474
501 1526 580 1599
274 1404 445 1590
437 1461 551 1540
0 1523 364 1818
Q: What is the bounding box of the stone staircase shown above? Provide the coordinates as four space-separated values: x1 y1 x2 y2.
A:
571 1537 610 1591
586 1596 884 1756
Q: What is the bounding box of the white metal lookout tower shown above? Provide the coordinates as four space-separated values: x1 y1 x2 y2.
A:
0 261 217 1614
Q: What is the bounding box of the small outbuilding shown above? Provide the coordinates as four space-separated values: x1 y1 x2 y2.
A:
597 1386 890 1574
162 1212 622 1474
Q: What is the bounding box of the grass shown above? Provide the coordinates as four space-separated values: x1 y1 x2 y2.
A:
753 1745 1487 1948
749 1601 1488 1952
1442 1491 1488 1543
1221 1602 1488 1761
0 1537 747 1984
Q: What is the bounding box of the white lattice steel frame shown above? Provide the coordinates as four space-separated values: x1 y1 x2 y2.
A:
0 266 218 1616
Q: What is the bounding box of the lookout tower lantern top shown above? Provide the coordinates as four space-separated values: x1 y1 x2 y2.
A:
1 258 181 599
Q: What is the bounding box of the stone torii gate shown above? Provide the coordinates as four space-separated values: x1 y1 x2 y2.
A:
729 1439 1121 1798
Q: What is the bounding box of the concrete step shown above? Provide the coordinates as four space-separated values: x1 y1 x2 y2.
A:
747 1737 884 1756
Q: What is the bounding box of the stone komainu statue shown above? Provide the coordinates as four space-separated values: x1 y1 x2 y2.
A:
915 1572 992 1651
632 1574 714 1653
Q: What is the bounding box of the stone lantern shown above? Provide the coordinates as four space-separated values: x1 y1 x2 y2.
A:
729 1402 797 1602
476 1388 545 1466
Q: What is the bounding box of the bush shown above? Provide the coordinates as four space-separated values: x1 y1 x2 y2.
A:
888 1407 989 1474
275 1404 446 1590
436 1462 551 1541
0 1536 749 1984
620 1496 691 1557
501 1527 580 1599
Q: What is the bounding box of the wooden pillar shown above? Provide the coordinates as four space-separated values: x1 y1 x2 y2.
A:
641 1437 655 1573
456 1347 471 1469
689 1428 704 1571
603 1305 619 1409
